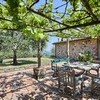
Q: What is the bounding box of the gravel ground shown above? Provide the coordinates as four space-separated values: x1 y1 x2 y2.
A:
0 65 100 100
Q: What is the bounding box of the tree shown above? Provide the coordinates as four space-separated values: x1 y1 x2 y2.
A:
28 30 48 68
0 0 49 67
0 30 38 65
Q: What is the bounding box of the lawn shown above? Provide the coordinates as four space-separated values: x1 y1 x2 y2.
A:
0 57 52 73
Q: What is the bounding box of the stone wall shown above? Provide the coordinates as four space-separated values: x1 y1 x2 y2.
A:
55 38 98 59
55 42 67 58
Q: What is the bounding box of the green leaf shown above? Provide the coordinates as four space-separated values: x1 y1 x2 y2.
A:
7 0 20 8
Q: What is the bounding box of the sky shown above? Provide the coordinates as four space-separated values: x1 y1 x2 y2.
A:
0 0 4 4
45 37 58 53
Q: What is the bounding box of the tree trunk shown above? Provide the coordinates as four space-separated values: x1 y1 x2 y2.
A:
37 40 41 68
13 49 17 65
33 40 41 79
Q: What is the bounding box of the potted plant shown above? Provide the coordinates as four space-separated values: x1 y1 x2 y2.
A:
78 51 93 64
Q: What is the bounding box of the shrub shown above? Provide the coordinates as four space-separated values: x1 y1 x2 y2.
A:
50 55 55 58
78 51 93 63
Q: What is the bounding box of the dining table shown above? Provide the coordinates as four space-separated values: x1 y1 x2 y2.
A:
65 61 100 76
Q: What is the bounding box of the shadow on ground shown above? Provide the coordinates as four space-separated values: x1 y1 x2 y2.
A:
0 60 37 66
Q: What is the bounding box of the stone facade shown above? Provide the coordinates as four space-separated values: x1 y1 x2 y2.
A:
55 42 67 58
54 38 98 60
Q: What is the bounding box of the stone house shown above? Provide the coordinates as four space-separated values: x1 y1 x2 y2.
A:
53 37 100 60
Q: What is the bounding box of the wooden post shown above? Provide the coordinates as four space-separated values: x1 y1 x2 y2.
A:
67 38 69 58
67 38 70 64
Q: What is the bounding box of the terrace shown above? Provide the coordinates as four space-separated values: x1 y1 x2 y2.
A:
0 60 100 100
0 0 100 99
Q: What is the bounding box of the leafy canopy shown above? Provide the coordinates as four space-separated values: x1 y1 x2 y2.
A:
0 0 100 39
0 0 50 41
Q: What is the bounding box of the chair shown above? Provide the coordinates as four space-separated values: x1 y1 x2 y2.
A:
88 69 100 99
66 69 82 98
57 68 68 92
57 68 84 99
38 68 46 79
33 68 46 80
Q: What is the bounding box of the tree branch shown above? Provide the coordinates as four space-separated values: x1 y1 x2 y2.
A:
0 2 7 8
61 1 69 18
64 15 90 23
54 3 68 10
41 0 48 11
0 17 12 22
29 0 39 8
27 7 69 27
44 20 100 32
81 0 98 20
0 27 19 31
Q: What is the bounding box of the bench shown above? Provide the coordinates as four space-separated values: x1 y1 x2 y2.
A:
51 57 70 71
